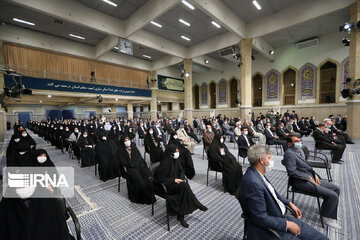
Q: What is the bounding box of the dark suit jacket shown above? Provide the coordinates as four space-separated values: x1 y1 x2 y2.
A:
264 128 277 144
284 147 315 181
237 135 255 157
275 127 287 140
238 167 289 240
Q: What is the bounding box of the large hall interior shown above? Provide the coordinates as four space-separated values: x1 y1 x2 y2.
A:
0 0 360 239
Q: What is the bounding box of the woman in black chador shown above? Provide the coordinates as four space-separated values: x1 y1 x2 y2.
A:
144 127 164 163
77 131 96 167
155 144 208 228
207 134 243 195
168 132 195 179
118 136 155 204
95 133 120 181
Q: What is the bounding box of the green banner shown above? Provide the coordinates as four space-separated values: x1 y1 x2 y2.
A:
158 74 184 92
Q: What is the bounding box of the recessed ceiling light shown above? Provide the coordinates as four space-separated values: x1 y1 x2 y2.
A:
204 59 209 64
269 50 275 55
181 35 191 41
69 33 85 40
39 100 42 103
150 20 162 28
102 0 117 7
48 94 52 98
211 21 221 28
184 72 190 78
179 18 191 27
252 0 262 10
13 18 35 26
181 0 195 10
114 46 119 50
143 54 152 59
115 98 118 101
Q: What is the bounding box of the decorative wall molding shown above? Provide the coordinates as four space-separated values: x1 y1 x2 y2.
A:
264 69 280 101
218 78 227 105
298 62 317 100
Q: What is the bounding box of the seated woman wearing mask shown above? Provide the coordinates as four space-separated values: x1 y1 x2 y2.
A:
155 144 207 228
207 134 243 195
168 132 195 179
32 149 55 167
69 127 81 159
20 130 36 150
77 131 96 167
0 182 75 240
7 142 33 167
144 127 164 164
118 136 155 204
95 133 121 181
6 132 21 160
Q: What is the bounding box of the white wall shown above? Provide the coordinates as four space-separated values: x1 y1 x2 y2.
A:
193 31 349 85
157 66 182 79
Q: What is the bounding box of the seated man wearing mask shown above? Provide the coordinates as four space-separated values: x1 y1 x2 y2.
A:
284 134 341 229
203 124 215 152
237 145 328 240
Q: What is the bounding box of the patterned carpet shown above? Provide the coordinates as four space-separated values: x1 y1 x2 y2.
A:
1 130 360 240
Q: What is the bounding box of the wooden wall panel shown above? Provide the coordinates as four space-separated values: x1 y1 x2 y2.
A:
2 43 148 88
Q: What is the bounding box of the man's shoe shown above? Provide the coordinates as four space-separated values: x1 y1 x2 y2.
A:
323 217 342 229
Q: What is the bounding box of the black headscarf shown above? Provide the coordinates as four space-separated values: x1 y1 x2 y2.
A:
32 149 55 167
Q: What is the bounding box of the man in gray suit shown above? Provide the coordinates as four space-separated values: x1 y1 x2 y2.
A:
285 119 295 133
283 134 341 229
257 119 266 134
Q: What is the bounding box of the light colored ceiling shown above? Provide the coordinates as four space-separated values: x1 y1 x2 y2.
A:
73 0 148 20
262 8 349 48
222 0 304 22
0 1 107 46
111 42 167 61
143 3 228 47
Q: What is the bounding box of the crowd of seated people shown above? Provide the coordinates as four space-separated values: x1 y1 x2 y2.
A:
1 109 354 237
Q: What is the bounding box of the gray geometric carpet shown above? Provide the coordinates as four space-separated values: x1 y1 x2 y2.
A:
1 130 360 240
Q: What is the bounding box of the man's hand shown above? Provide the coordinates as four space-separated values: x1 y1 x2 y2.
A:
331 142 337 146
309 176 317 185
174 178 184 184
286 221 301 236
289 202 302 219
315 175 321 185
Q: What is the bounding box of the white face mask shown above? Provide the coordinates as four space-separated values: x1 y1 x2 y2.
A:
125 141 131 147
173 152 180 159
220 138 224 143
37 156 47 163
173 135 178 139
22 133 27 137
14 138 20 143
83 135 88 138
16 186 36 199
75 130 79 133
102 137 107 141
265 160 274 173
149 131 153 135
19 151 27 155
60 127 63 130
244 131 248 135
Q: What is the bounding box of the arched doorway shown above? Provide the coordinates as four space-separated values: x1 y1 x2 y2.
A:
283 68 296 105
209 82 216 109
252 74 263 106
320 61 337 103
193 85 200 109
230 78 238 107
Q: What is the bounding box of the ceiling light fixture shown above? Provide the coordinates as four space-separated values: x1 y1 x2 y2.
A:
143 54 152 59
211 21 221 28
269 50 275 55
179 18 191 27
102 0 117 7
181 0 195 10
48 94 52 98
150 20 162 28
13 18 35 26
114 46 119 50
69 33 85 40
252 0 262 10
181 35 191 41
204 59 209 64
39 100 42 103
115 98 118 101
185 72 190 78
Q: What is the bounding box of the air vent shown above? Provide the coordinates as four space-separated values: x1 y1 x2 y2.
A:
296 37 318 49
219 47 235 57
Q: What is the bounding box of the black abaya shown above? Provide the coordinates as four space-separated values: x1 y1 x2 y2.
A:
77 135 96 167
118 141 155 204
95 138 120 181
144 129 164 163
207 134 243 195
168 133 195 179
155 144 203 216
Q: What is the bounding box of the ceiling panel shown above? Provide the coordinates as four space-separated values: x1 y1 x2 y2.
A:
0 1 107 46
143 3 228 47
262 8 349 49
73 0 148 20
222 0 304 22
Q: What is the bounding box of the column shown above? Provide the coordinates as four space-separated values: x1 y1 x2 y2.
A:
0 70 6 141
346 0 360 138
127 102 133 120
111 105 116 118
183 58 193 123
239 38 253 121
149 71 157 89
150 90 157 121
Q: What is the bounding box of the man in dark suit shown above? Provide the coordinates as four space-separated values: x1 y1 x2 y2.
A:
284 134 341 229
292 118 307 137
153 122 166 145
276 122 289 140
184 120 201 143
264 123 288 152
312 124 345 164
237 145 328 240
329 119 354 144
298 117 312 136
237 127 255 158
